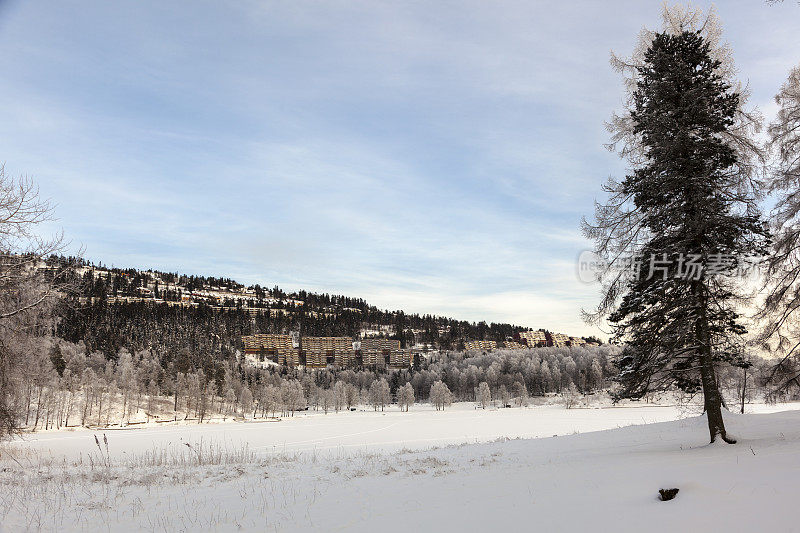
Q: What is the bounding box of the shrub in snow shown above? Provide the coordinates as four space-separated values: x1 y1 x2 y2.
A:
658 488 679 501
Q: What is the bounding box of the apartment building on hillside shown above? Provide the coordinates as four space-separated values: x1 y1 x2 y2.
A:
242 334 298 366
359 323 396 338
359 338 398 366
301 336 356 368
503 340 526 350
518 330 547 347
464 340 497 352
548 332 571 347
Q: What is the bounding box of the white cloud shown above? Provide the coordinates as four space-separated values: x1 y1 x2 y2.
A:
1 0 797 339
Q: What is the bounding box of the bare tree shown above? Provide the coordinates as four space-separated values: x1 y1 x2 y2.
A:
498 384 510 407
332 381 346 412
240 387 253 418
281 381 305 416
513 381 528 407
319 388 333 413
477 382 491 409
0 165 69 439
368 378 390 411
562 383 580 410
257 384 280 418
398 382 415 412
344 383 359 410
756 65 800 394
429 381 452 411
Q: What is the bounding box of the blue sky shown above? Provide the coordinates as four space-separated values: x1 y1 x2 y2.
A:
0 1 798 337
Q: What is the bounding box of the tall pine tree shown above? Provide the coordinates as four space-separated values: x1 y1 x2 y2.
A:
593 31 768 443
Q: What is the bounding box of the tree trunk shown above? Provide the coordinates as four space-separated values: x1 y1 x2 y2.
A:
695 280 735 444
698 345 734 443
740 367 747 414
33 386 42 429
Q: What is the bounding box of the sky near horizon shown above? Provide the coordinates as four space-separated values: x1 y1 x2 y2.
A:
0 1 798 337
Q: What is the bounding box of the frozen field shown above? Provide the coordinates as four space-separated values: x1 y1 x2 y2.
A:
3 401 800 532
10 403 689 459
9 400 798 461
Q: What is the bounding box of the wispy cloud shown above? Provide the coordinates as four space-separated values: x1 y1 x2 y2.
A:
0 0 797 336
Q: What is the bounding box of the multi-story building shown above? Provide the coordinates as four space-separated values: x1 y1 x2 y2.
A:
464 340 497 352
569 337 587 346
548 332 571 347
360 338 398 366
359 323 396 338
503 341 526 350
358 339 411 368
301 336 355 368
388 349 411 368
242 334 297 366
518 330 548 347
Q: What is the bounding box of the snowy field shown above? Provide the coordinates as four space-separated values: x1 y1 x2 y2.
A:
3 401 800 531
11 399 798 461
8 401 723 460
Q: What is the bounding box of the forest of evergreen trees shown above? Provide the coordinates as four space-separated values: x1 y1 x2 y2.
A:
47 254 555 365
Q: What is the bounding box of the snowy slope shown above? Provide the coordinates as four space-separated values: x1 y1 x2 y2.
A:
2 407 799 532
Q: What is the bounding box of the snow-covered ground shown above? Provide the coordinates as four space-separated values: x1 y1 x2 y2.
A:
12 399 797 460
8 401 713 460
2 401 800 531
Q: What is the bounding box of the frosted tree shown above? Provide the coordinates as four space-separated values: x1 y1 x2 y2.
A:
0 166 69 438
333 381 346 412
319 388 334 413
61 368 77 427
551 366 562 394
756 65 800 394
583 4 764 326
604 4 763 213
281 381 306 416
539 361 552 394
175 372 187 417
583 7 768 444
257 384 280 417
477 382 491 409
224 387 237 416
562 383 580 410
94 375 108 426
368 378 390 411
498 385 510 407
80 368 96 426
196 370 211 423
398 382 415 412
589 359 604 390
186 372 201 419
116 349 136 423
513 381 528 407
145 379 158 420
345 383 359 409
430 381 452 411
222 367 239 415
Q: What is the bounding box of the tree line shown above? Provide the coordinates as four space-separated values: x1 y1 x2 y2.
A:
9 331 779 433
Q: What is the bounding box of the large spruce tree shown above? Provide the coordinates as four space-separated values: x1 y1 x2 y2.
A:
599 31 768 443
